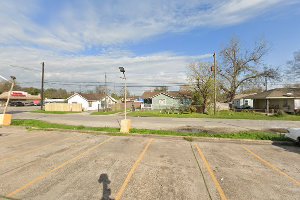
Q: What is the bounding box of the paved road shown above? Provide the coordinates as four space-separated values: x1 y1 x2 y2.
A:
4 106 300 132
0 127 299 200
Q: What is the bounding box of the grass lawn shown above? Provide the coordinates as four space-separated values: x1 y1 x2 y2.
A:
12 119 290 141
128 110 300 121
90 111 121 115
31 110 81 114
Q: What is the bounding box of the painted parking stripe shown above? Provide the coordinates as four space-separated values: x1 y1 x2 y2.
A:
0 135 80 162
115 139 154 200
195 144 228 200
5 137 113 198
243 146 300 187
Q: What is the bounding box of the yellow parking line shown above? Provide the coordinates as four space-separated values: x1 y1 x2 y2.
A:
243 146 300 187
6 137 113 198
195 144 228 200
0 135 80 162
115 139 154 200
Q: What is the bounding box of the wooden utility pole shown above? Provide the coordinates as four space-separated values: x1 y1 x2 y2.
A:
41 62 45 110
265 75 269 114
213 52 217 115
104 72 108 112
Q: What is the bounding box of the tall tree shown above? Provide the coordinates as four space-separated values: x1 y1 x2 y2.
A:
187 62 214 113
286 50 300 81
95 86 108 94
23 87 40 95
0 81 21 93
119 86 130 100
44 88 69 99
219 38 278 102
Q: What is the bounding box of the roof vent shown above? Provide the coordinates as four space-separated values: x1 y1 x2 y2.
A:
285 92 293 97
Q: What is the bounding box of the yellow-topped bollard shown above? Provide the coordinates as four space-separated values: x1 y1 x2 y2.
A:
0 114 12 126
120 119 131 133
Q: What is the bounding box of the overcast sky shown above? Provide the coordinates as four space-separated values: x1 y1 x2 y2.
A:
0 0 299 94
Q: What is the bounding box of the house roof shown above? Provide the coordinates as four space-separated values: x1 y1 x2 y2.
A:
141 91 161 99
67 93 116 102
141 91 192 99
245 88 300 99
234 93 257 100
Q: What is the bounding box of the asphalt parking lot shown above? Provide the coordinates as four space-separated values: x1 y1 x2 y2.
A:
0 127 299 200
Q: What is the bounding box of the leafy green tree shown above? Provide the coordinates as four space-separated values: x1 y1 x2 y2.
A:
44 88 69 99
23 87 40 95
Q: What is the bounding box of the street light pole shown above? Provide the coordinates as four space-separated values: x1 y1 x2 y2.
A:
119 67 127 120
119 67 131 133
124 74 127 120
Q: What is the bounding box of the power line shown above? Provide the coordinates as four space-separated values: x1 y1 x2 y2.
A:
9 65 40 72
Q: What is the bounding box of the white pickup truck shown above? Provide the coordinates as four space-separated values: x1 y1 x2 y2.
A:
286 128 300 144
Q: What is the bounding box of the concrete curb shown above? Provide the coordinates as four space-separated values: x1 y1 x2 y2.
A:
12 126 295 146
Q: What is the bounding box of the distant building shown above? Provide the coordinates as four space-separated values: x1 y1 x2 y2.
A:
0 91 41 106
44 99 65 104
245 88 300 113
141 91 192 110
67 93 117 111
232 93 256 109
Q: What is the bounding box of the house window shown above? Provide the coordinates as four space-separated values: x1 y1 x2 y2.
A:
159 99 166 105
88 102 92 107
244 100 249 106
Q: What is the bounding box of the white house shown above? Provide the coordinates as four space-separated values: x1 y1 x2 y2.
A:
232 93 256 109
67 93 117 111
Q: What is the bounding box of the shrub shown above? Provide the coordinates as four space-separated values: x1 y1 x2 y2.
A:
189 105 197 113
275 110 286 117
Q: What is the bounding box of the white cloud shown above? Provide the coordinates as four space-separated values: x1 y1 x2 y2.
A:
0 0 296 52
0 47 211 93
0 0 298 93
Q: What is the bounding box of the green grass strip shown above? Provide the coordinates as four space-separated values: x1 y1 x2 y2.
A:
128 110 300 121
11 119 289 141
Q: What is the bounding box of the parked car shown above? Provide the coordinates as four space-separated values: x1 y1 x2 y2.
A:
286 128 300 144
24 102 35 106
9 101 25 107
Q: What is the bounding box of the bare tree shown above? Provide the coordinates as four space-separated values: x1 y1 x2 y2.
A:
286 50 300 81
95 86 106 94
187 62 214 113
0 81 21 94
219 38 278 102
153 86 168 92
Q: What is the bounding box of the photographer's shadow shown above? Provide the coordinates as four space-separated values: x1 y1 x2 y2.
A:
99 173 114 200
